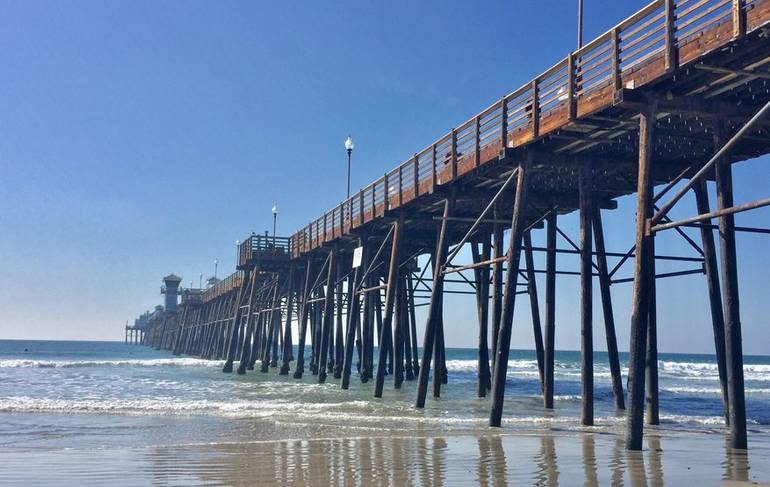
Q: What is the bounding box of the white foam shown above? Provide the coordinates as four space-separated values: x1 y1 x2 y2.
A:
659 360 770 381
665 386 770 395
0 358 224 369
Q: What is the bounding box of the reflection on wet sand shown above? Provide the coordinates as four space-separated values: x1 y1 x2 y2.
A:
723 436 750 482
143 431 759 486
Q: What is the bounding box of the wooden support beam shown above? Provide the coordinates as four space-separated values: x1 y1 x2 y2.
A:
543 212 557 409
646 237 660 425
491 202 504 374
317 249 337 383
222 269 251 373
416 197 452 408
293 262 315 379
342 239 365 389
592 207 625 410
626 104 656 451
374 218 403 397
237 270 260 375
280 267 296 375
523 230 545 391
471 236 492 397
579 163 594 426
261 282 281 373
693 181 730 423
333 264 345 379
393 268 406 389
489 158 530 427
716 128 748 450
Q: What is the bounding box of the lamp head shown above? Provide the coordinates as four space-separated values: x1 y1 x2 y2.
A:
345 135 354 151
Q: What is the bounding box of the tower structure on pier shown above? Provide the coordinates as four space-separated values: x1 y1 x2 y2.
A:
161 274 182 313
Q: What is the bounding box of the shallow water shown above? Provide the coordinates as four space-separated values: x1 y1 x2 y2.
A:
1 340 769 485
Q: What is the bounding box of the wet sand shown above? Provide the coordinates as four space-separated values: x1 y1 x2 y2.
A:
2 423 769 486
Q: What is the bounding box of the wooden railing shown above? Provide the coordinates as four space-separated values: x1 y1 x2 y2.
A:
202 271 243 302
238 234 292 268
290 0 768 258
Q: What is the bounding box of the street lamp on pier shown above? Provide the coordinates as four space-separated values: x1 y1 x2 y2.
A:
272 204 278 246
345 135 354 200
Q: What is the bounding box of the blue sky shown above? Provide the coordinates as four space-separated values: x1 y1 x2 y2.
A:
1 1 768 354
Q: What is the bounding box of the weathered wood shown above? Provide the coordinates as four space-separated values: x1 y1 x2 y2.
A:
543 212 557 409
333 264 345 379
693 181 730 423
523 230 545 391
416 198 452 408
342 240 366 389
223 272 251 373
579 163 594 426
279 267 296 375
374 218 402 398
646 235 660 425
406 273 420 377
592 207 625 410
318 249 337 383
293 262 315 379
715 130 748 450
626 104 656 451
261 282 281 373
237 271 261 375
471 237 492 397
491 202 504 373
489 159 530 427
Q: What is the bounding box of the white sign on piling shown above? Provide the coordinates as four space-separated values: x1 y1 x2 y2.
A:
352 246 363 268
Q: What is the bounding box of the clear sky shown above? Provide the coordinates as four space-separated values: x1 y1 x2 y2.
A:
1 1 768 354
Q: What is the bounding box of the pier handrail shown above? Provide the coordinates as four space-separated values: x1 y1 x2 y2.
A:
290 0 760 258
202 271 243 302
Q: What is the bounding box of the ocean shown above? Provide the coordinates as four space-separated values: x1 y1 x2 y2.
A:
2 339 770 485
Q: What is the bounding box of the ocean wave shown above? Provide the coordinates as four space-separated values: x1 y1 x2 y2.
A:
664 386 770 395
0 358 224 369
659 360 770 381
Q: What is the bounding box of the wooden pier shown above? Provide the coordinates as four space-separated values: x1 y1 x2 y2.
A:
136 0 770 451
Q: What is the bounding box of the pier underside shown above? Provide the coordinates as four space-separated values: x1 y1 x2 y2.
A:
139 0 770 451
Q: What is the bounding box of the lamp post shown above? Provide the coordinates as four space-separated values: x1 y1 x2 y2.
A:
578 0 584 48
214 258 218 279
236 239 240 264
199 272 203 289
345 135 354 199
272 204 278 246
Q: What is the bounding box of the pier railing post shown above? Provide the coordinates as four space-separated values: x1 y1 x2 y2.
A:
489 157 530 427
626 103 656 451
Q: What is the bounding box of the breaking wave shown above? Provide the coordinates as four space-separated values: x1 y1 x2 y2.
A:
0 358 224 369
